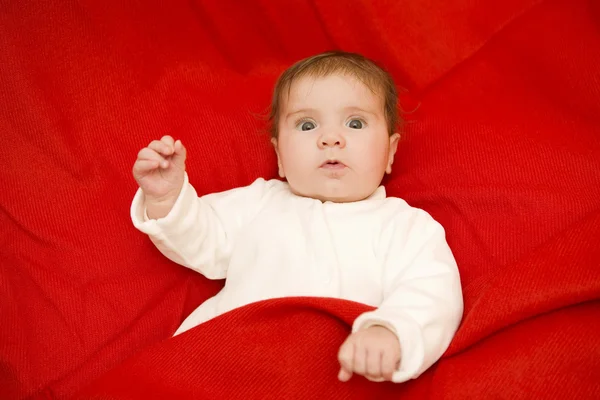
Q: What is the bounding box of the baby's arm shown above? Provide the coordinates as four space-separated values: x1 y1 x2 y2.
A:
131 173 271 280
349 209 463 383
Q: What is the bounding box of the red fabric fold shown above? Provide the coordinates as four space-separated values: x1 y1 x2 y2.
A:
76 298 403 400
1 0 599 398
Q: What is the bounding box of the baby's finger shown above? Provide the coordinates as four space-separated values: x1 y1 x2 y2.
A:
338 368 353 382
148 140 173 157
352 346 367 376
366 349 382 379
170 139 187 166
160 135 175 148
133 159 160 175
337 340 355 374
137 147 169 168
381 351 398 381
174 139 186 155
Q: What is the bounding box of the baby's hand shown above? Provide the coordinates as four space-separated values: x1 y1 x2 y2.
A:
337 325 401 382
132 135 187 219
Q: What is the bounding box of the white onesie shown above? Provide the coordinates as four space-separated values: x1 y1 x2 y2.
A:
131 173 463 383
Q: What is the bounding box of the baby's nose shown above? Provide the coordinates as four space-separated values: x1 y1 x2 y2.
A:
322 138 341 146
319 132 346 148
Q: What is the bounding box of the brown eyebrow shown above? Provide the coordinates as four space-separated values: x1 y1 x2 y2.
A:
284 106 379 121
343 106 378 117
285 108 317 120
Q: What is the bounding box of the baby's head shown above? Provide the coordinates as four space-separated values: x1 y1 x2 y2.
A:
269 51 401 203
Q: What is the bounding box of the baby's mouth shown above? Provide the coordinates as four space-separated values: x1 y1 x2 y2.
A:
320 160 346 169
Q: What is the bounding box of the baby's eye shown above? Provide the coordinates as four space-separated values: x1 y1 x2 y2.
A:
347 119 364 129
298 120 316 131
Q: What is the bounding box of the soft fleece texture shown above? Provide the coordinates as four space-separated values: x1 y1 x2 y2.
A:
1 0 599 399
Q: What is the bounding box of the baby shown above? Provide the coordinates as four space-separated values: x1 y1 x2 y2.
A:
130 51 463 384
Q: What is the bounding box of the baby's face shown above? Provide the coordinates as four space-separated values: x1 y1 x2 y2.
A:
273 74 399 202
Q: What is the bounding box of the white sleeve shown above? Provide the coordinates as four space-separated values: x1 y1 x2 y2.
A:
352 209 464 383
130 173 272 280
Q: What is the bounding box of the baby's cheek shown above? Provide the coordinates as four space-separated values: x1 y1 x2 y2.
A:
357 144 388 172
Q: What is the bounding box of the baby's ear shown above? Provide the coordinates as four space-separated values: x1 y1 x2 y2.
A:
271 138 285 178
386 133 401 174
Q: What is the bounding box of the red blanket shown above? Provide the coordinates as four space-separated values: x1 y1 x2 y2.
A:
1 0 599 399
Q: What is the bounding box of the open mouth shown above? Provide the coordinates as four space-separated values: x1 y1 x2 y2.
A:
320 160 346 169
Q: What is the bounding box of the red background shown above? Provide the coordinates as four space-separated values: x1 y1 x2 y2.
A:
1 0 599 398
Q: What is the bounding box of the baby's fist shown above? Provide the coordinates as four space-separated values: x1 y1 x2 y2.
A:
132 135 187 219
337 325 401 382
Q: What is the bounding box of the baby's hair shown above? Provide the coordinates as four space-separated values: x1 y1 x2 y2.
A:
268 51 401 138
